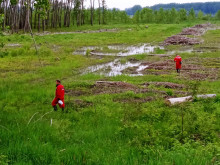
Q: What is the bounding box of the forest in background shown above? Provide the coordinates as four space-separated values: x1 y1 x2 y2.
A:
126 2 220 16
1 0 220 33
0 0 220 163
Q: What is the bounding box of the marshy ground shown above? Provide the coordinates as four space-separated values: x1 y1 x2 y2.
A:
0 22 220 164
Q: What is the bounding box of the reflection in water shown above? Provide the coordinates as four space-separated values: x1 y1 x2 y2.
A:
83 59 148 76
74 44 164 56
80 43 218 77
74 43 204 56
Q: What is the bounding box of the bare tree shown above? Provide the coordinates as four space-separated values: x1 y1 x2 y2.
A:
101 0 106 24
98 0 101 24
90 0 95 26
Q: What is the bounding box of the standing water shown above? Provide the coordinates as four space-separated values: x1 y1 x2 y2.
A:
74 44 164 56
83 59 148 76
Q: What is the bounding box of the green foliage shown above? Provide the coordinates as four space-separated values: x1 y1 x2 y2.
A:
133 7 204 24
140 8 154 23
0 155 9 165
0 14 4 34
133 10 140 24
179 9 188 21
216 10 220 20
38 46 52 56
166 89 173 96
197 10 204 20
154 47 166 54
186 81 201 98
0 23 219 164
10 0 18 5
85 49 91 57
189 8 196 20
34 0 50 20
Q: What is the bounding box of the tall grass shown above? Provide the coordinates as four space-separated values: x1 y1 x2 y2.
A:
0 23 219 164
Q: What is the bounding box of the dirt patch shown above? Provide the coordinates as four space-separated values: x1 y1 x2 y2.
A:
66 81 190 100
66 81 138 96
164 35 201 45
164 23 216 45
180 28 205 36
179 23 214 36
128 57 141 62
143 82 185 89
146 60 173 70
145 60 203 71
140 57 219 81
182 70 219 81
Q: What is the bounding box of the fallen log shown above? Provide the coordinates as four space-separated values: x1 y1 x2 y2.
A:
166 94 216 105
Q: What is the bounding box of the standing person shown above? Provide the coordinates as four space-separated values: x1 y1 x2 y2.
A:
174 54 182 73
52 80 65 112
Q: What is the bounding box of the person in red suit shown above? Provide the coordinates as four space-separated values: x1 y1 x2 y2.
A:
174 55 182 73
52 80 65 111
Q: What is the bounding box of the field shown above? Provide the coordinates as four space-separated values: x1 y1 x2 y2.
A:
0 22 220 164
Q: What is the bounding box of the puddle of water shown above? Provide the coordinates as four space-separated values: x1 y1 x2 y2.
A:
74 43 205 56
74 44 164 56
83 59 148 76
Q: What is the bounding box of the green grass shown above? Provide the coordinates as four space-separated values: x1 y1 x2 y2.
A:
0 23 220 164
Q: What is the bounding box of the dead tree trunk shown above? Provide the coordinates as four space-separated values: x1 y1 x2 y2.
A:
98 0 101 25
24 0 30 32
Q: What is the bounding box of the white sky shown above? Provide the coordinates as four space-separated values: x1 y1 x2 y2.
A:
85 0 220 10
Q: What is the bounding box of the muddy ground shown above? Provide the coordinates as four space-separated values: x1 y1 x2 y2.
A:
66 55 219 104
66 23 219 104
140 57 219 81
164 23 218 45
66 81 189 102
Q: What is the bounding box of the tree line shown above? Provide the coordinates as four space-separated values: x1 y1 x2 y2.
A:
0 0 130 32
0 0 107 32
1 0 220 33
133 8 220 24
126 2 220 16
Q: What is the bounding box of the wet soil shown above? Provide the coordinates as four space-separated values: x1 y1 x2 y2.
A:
164 23 219 46
66 81 188 99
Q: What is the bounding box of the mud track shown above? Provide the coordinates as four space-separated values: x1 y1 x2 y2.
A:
164 23 218 45
66 81 189 100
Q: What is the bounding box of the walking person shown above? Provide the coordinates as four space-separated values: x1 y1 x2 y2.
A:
52 80 65 112
174 54 182 73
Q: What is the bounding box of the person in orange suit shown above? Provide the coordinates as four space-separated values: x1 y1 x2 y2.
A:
52 80 65 111
174 54 182 73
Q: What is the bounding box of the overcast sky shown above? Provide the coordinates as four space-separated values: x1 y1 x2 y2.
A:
85 0 220 10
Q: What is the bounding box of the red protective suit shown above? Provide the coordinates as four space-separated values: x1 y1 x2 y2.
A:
174 55 182 69
52 84 65 108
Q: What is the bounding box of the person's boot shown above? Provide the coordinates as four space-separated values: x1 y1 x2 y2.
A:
53 106 58 111
62 108 64 112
